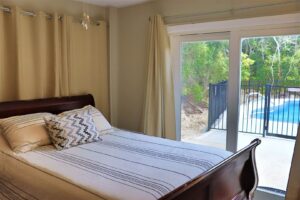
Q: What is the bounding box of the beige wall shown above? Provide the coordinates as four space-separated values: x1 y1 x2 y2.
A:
115 0 300 131
1 0 106 19
117 4 156 130
109 7 120 125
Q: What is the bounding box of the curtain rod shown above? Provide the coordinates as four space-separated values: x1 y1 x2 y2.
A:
0 6 100 25
0 6 54 19
0 6 10 13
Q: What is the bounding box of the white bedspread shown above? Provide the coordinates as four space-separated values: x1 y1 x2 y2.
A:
0 129 232 200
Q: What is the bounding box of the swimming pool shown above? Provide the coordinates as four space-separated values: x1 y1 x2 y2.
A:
252 100 300 123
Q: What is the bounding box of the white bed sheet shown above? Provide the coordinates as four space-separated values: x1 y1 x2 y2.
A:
0 134 104 200
0 129 232 200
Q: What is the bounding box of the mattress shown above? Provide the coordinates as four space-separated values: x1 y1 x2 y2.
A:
0 129 232 200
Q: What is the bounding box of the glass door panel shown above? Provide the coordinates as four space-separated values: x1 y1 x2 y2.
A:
180 39 229 150
238 35 300 196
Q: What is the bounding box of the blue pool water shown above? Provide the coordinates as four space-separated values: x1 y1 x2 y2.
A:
252 100 300 123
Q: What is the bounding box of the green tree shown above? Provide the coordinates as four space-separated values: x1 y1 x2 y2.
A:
241 35 300 84
241 53 255 81
182 40 229 104
181 35 300 105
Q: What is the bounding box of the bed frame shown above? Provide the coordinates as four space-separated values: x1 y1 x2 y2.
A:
0 94 261 200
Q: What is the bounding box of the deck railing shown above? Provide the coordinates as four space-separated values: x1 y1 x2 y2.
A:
208 80 300 139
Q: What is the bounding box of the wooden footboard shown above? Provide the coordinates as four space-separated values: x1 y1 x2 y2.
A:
160 139 261 200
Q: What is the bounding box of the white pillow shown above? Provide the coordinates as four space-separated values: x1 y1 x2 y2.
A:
59 105 113 135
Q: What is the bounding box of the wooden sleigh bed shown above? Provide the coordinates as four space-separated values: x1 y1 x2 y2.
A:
0 94 260 200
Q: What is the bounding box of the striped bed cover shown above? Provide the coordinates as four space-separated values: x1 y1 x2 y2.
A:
0 178 38 200
1 129 232 200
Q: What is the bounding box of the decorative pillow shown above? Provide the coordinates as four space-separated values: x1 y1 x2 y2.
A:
0 113 52 153
44 109 101 150
59 105 113 135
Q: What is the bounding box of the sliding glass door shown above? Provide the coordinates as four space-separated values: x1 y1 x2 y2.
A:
174 34 229 150
237 34 300 197
171 23 300 200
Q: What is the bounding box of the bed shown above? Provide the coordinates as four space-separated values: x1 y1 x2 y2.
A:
0 94 260 200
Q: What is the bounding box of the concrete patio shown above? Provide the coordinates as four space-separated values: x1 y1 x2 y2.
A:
181 130 296 192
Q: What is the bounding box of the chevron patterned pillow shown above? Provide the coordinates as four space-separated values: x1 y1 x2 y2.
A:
44 110 101 150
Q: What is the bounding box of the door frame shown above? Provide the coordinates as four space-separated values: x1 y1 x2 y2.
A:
169 13 300 200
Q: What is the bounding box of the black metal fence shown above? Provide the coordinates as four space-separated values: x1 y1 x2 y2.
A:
208 80 300 139
208 81 227 130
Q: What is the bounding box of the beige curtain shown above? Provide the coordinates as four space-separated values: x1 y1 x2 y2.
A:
68 20 109 118
142 15 176 140
286 125 300 200
0 6 109 118
0 7 64 100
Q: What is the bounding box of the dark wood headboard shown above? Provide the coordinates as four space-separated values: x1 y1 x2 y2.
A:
0 95 95 118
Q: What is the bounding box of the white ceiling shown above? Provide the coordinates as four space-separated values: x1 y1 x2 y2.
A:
73 0 155 8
